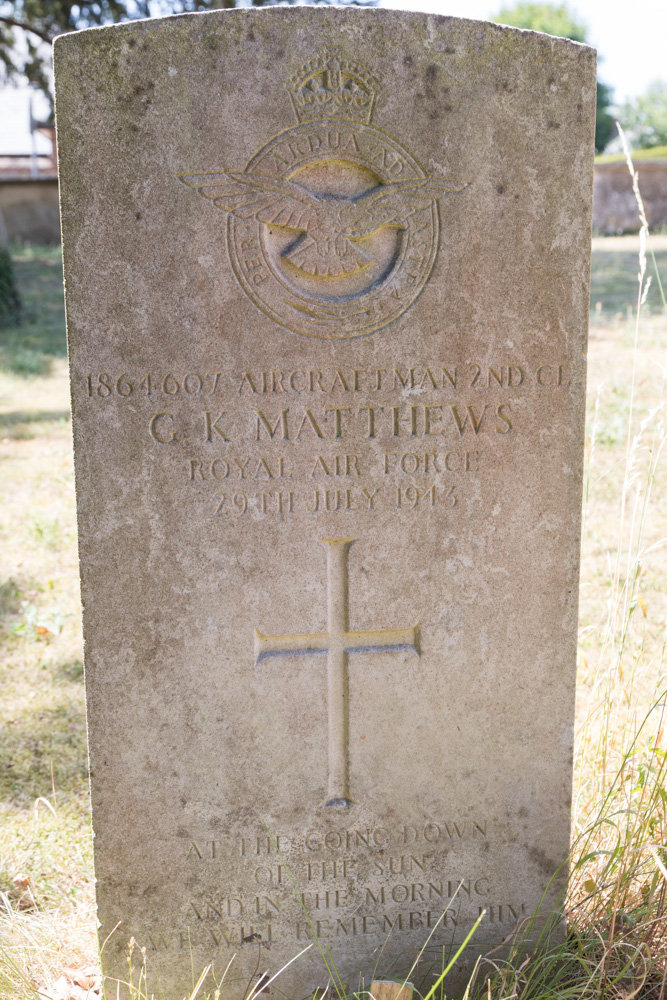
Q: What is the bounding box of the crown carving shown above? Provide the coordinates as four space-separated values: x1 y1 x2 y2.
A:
287 49 378 125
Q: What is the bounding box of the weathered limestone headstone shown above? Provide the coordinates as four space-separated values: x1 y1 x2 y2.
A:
55 9 596 997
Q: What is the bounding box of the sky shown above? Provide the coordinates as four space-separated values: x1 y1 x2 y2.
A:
381 0 667 104
1 87 52 155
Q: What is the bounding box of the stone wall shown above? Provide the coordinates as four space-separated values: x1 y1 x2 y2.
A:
0 179 60 245
593 159 667 234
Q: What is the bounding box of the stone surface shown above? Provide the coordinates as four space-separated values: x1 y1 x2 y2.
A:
54 9 596 998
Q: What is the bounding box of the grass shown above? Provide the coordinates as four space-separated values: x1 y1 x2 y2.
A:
595 145 667 164
590 248 667 317
1 207 667 998
0 247 68 379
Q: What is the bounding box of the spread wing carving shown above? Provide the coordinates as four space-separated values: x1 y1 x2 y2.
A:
345 177 470 236
179 170 470 277
178 170 321 230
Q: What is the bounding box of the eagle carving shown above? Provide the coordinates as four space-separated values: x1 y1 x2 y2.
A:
179 171 470 277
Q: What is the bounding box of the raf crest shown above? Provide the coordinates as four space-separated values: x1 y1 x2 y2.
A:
179 53 470 340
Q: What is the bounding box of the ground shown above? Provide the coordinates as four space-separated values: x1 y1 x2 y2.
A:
0 238 666 998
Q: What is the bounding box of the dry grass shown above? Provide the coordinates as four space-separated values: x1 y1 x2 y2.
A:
0 401 95 995
1 219 667 997
0 255 94 996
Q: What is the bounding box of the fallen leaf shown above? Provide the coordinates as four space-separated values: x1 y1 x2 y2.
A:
63 967 101 991
584 877 597 893
39 968 102 1000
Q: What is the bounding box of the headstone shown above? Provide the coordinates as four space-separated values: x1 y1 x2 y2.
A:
54 9 596 998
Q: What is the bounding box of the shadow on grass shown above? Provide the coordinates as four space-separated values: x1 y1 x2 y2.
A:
0 247 66 377
0 572 87 809
0 699 88 808
0 409 71 440
0 578 22 618
0 409 70 429
590 247 667 315
55 659 84 684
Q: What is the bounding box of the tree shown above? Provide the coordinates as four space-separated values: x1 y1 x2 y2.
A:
618 80 667 150
0 1 153 114
0 0 374 120
595 80 616 155
495 1 586 40
493 2 615 154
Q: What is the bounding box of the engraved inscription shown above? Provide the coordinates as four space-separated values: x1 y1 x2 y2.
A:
136 895 531 955
81 359 574 522
255 538 419 806
139 818 506 962
84 361 572 398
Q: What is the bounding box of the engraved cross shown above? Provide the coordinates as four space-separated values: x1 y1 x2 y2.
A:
254 538 420 807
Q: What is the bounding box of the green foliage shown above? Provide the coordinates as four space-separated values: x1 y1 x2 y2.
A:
618 79 667 150
494 1 586 40
0 245 21 326
493 2 615 153
596 79 616 156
